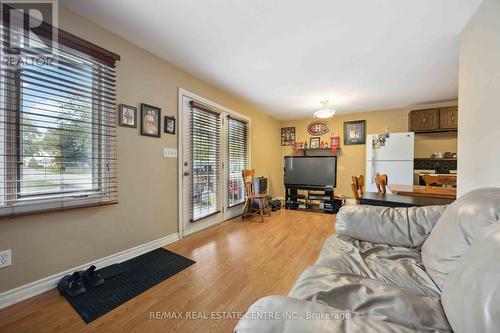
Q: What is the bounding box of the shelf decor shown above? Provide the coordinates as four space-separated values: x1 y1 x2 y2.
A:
294 142 304 155
309 137 320 149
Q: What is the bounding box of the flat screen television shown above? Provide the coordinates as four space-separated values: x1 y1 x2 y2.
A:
284 156 337 188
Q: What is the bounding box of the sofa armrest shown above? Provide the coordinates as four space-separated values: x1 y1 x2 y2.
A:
335 205 447 248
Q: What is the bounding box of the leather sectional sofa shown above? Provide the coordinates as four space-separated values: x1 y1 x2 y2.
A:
235 188 500 332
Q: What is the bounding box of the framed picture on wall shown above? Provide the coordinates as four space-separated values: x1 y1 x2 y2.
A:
344 120 366 145
118 104 137 128
309 137 320 149
281 127 296 146
140 103 161 138
164 116 176 134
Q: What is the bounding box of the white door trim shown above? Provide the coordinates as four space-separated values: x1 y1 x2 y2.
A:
177 88 251 239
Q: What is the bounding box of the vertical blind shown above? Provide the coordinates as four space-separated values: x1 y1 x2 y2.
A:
189 101 221 222
0 10 119 216
227 116 248 207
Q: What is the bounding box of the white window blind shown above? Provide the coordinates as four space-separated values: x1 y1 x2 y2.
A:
227 116 248 207
0 11 119 216
189 101 221 222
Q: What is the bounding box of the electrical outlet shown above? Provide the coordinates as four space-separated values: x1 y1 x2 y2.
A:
0 249 11 268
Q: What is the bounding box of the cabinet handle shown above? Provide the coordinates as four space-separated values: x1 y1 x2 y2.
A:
451 114 455 122
422 117 426 123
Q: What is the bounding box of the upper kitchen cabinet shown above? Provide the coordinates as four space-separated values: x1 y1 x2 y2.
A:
408 106 458 133
409 108 440 132
439 106 458 130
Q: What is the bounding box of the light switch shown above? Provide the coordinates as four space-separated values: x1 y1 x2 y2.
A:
163 148 177 158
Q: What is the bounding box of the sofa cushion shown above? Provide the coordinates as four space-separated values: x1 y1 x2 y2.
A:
316 235 440 296
421 188 500 289
289 266 451 332
336 205 446 248
441 224 500 333
235 295 430 333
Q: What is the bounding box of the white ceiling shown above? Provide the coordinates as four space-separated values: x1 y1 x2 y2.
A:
62 0 482 120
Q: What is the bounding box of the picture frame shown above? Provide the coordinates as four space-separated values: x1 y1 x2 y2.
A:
309 137 320 149
281 127 296 146
344 120 366 145
140 103 161 138
118 104 137 128
164 116 176 134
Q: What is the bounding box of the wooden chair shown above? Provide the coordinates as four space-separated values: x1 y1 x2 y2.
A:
375 173 388 194
351 175 365 201
242 169 271 222
422 174 457 187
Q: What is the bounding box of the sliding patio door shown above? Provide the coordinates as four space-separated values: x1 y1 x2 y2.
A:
180 92 249 235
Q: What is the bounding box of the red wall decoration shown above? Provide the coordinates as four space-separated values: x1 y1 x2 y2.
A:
307 121 329 136
330 135 340 155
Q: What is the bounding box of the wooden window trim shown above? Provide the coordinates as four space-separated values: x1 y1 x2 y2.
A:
190 101 221 115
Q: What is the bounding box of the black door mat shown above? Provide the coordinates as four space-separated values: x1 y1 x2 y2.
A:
62 248 195 323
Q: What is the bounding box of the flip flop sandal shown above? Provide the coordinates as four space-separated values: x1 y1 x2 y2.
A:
58 271 86 297
82 265 104 288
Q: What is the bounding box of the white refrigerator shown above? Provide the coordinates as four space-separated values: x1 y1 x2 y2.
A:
366 132 414 193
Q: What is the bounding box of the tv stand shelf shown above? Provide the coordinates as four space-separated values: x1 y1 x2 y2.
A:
285 185 340 214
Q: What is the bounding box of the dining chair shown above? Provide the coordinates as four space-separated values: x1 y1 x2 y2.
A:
242 169 271 222
375 173 388 194
351 175 365 201
422 174 457 187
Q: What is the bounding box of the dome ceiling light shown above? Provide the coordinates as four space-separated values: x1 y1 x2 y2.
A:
313 100 336 119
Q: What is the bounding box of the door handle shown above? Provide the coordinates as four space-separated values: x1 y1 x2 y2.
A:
184 171 190 176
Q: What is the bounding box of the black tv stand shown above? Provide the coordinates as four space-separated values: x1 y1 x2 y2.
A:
285 184 339 214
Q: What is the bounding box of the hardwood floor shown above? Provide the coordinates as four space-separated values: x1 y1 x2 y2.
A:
0 210 335 333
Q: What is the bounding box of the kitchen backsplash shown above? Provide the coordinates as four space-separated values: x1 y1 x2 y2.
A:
414 132 457 158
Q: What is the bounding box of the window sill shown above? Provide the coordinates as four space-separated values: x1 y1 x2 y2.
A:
0 196 118 218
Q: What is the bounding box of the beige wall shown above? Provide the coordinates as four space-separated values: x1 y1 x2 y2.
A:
279 102 458 197
414 132 458 158
0 7 282 292
458 0 500 196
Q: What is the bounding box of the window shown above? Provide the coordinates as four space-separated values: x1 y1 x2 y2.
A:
227 116 248 207
0 12 119 216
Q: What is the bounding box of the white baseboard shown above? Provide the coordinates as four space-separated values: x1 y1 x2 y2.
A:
0 233 179 310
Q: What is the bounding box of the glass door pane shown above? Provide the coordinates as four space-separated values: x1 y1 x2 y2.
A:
227 117 248 207
190 107 221 222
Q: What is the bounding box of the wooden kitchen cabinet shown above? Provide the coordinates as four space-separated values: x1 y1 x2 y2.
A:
439 106 458 130
409 106 458 132
409 108 440 132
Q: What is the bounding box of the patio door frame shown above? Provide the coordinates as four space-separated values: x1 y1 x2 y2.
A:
177 88 251 238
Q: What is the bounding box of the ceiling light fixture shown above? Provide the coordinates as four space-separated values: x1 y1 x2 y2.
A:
313 100 336 119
